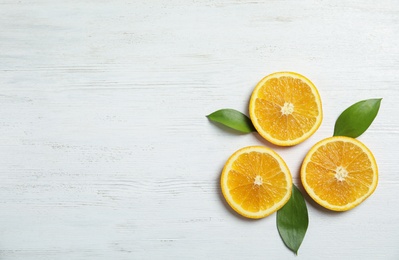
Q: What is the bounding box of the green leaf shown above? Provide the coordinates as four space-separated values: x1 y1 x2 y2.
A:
277 184 309 255
206 108 256 133
333 98 382 138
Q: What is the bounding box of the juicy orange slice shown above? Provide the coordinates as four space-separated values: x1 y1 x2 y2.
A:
249 72 323 146
221 146 292 219
301 136 378 211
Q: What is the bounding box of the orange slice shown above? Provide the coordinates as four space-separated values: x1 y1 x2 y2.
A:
221 146 292 219
301 136 378 211
249 72 323 146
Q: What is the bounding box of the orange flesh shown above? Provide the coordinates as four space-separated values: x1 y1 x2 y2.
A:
226 152 289 212
254 76 319 141
305 141 374 207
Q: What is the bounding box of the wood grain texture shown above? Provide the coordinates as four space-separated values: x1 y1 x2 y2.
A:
0 0 398 259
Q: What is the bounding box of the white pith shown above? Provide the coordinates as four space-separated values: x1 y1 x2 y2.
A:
254 175 263 185
281 102 294 115
334 166 348 181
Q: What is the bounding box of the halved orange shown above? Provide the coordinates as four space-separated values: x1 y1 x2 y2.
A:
301 136 378 211
249 72 323 146
221 146 292 219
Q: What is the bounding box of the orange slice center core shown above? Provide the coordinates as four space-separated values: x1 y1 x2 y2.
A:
334 166 348 182
254 175 263 186
281 102 294 115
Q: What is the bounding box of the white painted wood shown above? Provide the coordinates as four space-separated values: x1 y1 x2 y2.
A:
0 0 398 259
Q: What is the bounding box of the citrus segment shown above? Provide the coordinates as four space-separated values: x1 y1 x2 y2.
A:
249 72 322 146
221 146 292 219
301 136 378 211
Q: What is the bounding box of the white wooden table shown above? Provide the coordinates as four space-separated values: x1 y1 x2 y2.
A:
0 1 398 259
